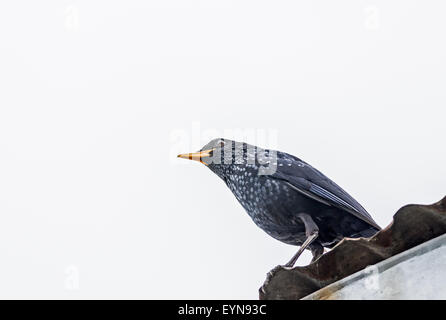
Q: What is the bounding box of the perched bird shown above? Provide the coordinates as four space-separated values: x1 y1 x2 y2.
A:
178 138 381 266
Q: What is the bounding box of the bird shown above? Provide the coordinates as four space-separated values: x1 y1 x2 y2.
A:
177 138 381 267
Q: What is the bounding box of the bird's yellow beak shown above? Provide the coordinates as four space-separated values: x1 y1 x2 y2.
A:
177 149 213 165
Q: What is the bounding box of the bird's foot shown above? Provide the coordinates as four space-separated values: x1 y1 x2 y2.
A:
265 264 293 283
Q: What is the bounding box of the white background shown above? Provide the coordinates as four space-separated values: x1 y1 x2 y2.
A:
0 1 445 299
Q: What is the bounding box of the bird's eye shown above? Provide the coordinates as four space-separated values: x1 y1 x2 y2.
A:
219 140 225 148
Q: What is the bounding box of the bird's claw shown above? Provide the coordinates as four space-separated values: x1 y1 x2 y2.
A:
265 264 293 283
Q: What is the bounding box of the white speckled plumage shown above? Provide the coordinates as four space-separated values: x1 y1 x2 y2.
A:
187 138 381 257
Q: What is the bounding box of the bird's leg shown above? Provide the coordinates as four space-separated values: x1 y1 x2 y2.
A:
284 234 318 267
284 213 319 268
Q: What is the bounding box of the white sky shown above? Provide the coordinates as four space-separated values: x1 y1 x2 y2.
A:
0 1 445 299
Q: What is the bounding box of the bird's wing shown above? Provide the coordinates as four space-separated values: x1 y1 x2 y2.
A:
272 156 381 230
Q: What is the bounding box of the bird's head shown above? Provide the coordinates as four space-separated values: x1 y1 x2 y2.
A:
177 138 278 179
